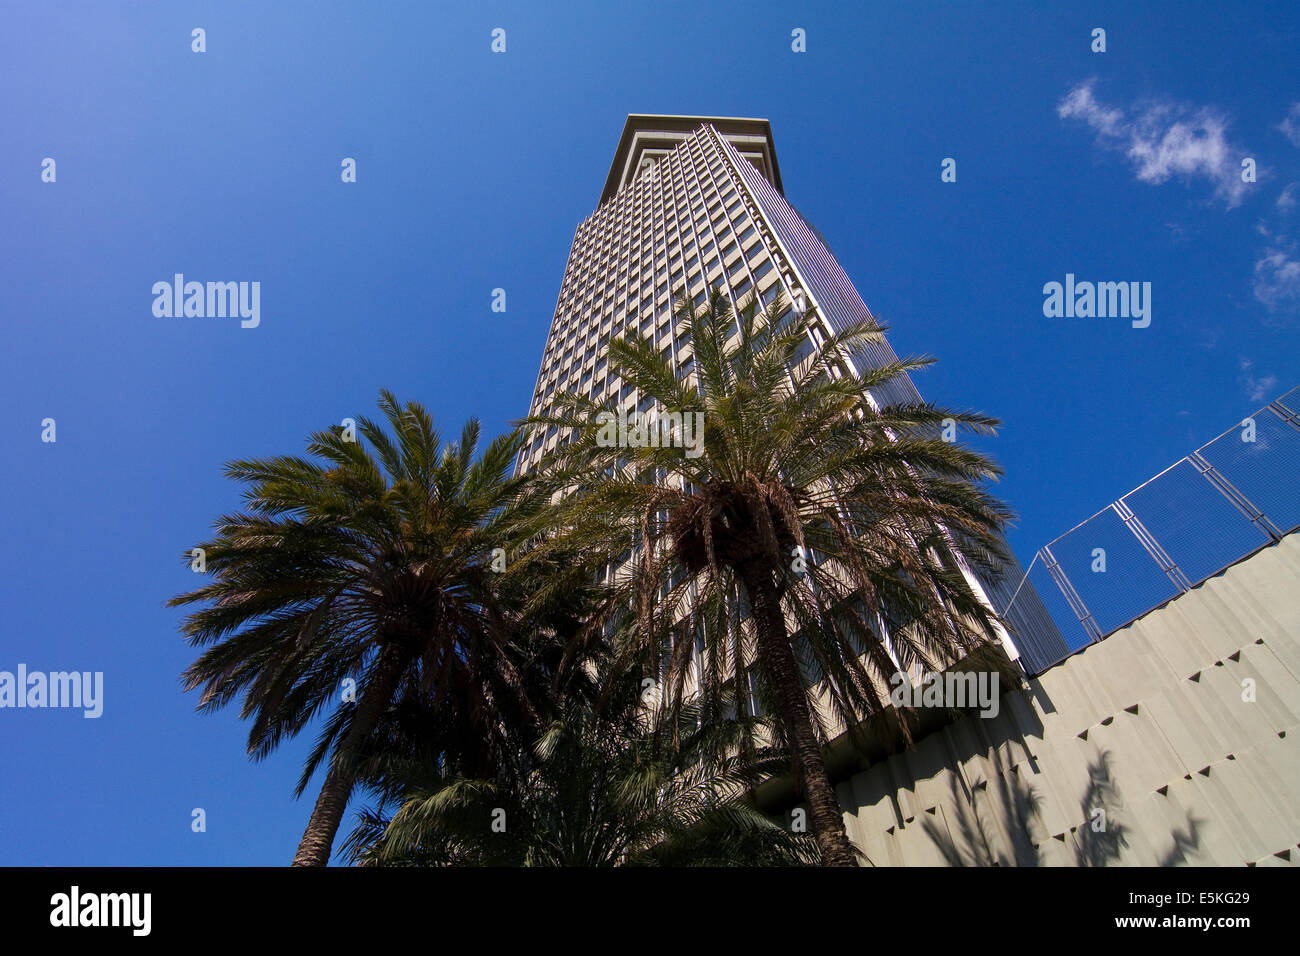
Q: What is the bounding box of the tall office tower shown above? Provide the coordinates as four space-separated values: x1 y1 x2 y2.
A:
517 115 1068 675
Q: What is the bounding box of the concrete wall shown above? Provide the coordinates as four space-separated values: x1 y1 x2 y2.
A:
837 534 1300 866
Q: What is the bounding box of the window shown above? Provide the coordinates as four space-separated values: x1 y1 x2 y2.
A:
793 336 815 365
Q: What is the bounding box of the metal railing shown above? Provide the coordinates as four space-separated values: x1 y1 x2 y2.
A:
1003 385 1300 675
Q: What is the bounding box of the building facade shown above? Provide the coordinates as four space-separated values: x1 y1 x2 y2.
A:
510 115 1300 865
836 530 1300 866
517 114 1067 675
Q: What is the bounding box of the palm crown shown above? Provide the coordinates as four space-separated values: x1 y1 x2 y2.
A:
344 648 818 867
171 391 539 865
521 289 1015 865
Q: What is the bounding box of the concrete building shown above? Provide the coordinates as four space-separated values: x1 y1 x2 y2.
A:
833 531 1300 866
517 116 1300 864
517 114 1067 670
834 387 1300 865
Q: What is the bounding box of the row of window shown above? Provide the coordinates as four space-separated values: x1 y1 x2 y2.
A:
520 127 819 468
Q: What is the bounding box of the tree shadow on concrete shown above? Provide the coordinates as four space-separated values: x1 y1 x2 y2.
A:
923 749 1202 866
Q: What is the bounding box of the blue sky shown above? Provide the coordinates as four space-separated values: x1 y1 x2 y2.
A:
1 1 1296 865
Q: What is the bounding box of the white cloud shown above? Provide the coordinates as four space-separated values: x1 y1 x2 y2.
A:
1239 358 1278 403
1062 83 1298 321
1058 80 1250 207
1058 82 1124 136
1279 102 1300 148
1253 245 1300 315
1277 182 1297 213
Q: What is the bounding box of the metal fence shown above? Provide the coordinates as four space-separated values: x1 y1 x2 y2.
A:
1003 385 1300 675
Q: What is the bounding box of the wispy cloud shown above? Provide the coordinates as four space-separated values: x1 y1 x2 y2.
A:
1058 80 1250 207
1277 183 1297 213
1239 357 1279 403
1253 109 1300 317
1278 102 1300 148
1253 242 1300 315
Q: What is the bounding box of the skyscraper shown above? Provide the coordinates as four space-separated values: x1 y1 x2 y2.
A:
517 115 1068 676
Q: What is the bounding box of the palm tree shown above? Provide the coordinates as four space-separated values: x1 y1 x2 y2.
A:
170 391 539 866
521 290 1015 866
344 644 817 867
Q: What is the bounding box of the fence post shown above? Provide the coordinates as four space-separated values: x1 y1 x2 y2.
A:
1040 545 1103 644
1112 498 1192 593
1267 396 1300 434
1188 450 1282 542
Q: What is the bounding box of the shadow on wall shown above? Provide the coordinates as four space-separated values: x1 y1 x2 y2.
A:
921 750 1203 867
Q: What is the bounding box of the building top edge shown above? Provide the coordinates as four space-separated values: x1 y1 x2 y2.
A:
599 114 783 207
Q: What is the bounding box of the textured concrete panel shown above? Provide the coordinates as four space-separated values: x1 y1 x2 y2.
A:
839 534 1300 865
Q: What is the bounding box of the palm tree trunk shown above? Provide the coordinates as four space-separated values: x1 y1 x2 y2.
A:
739 561 859 867
291 647 409 867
